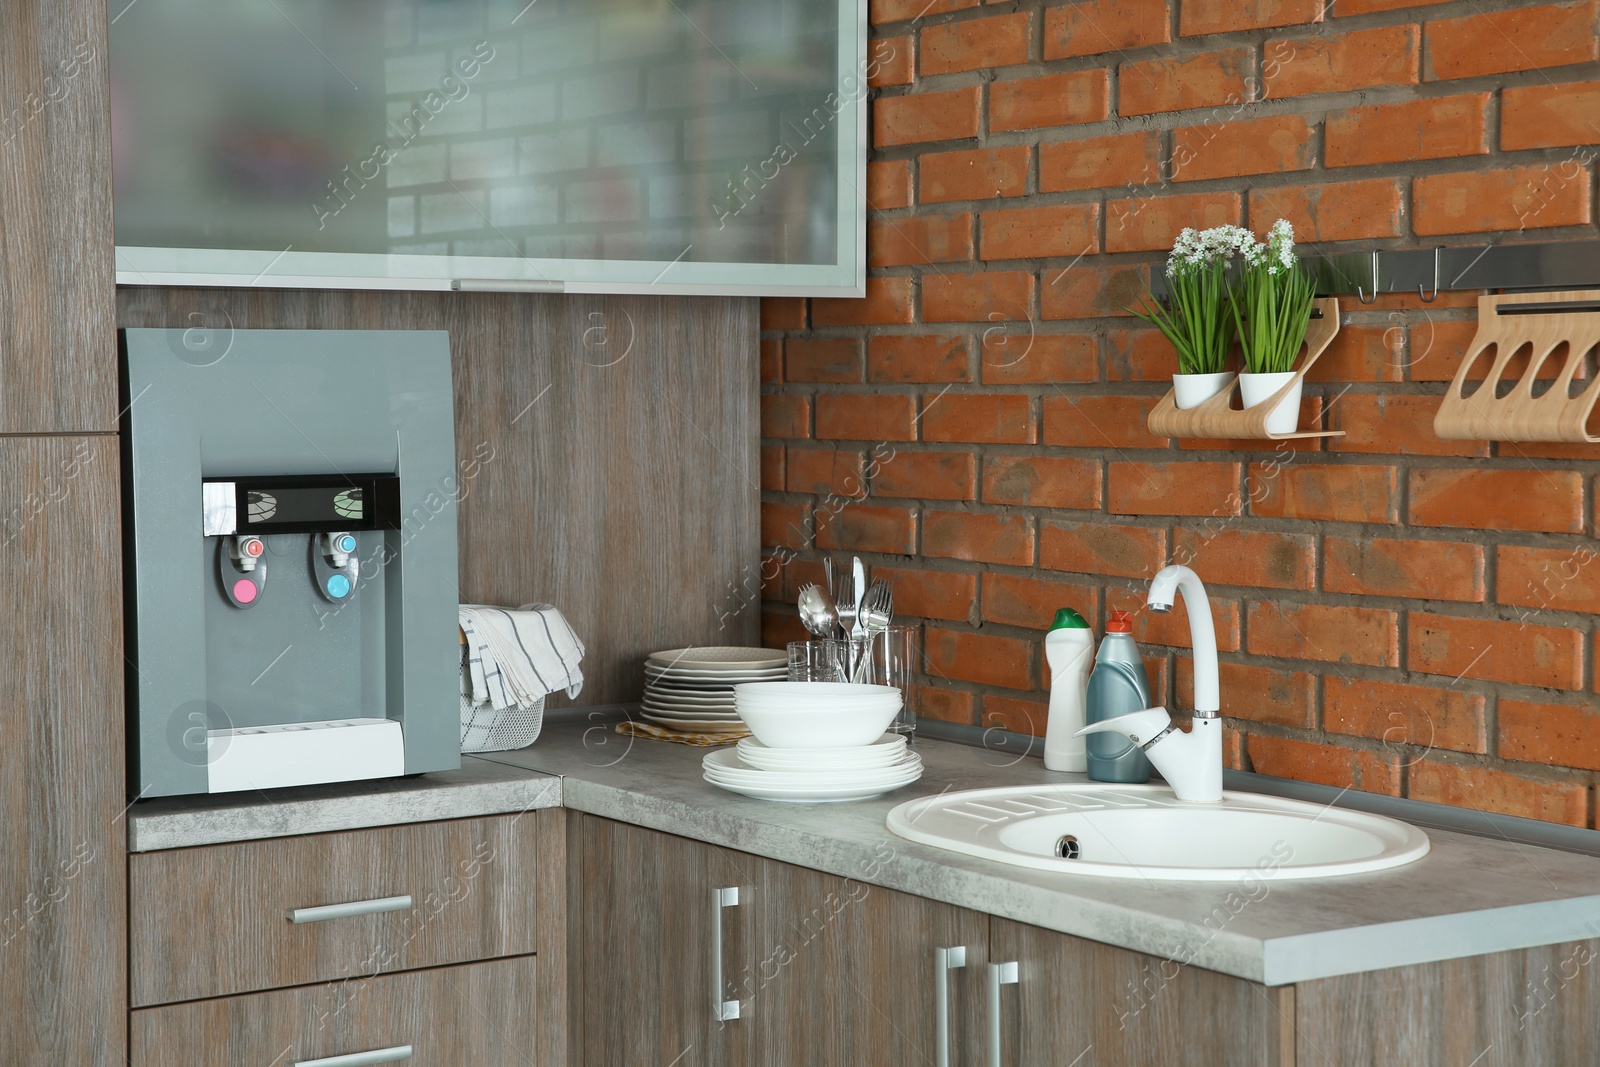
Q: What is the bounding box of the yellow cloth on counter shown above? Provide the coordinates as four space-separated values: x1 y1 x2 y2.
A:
615 720 747 746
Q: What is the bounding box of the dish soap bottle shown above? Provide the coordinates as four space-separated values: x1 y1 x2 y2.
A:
1043 608 1093 772
1085 611 1153 784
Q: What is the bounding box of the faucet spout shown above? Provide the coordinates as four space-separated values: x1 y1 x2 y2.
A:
1149 565 1219 714
1071 563 1226 803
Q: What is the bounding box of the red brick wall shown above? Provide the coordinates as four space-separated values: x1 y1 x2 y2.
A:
759 0 1600 828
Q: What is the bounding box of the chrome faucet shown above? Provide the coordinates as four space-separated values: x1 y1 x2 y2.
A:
1074 565 1223 804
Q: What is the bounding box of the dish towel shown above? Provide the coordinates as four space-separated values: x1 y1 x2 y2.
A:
459 604 585 709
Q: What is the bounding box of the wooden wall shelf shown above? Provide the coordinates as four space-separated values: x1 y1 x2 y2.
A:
1146 297 1343 442
1434 289 1600 443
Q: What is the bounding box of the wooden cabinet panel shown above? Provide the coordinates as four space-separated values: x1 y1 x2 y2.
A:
0 1 117 430
116 288 760 703
989 916 1287 1067
570 813 755 1067
130 953 539 1067
0 437 126 1065
744 852 991 1067
129 812 541 1007
1294 937 1600 1067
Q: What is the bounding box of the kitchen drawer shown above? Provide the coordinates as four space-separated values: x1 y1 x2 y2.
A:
130 953 538 1067
130 812 541 1007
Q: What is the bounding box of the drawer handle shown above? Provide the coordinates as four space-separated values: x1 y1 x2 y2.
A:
713 886 742 1022
288 894 413 925
935 945 967 1067
987 961 1018 1067
294 1044 412 1067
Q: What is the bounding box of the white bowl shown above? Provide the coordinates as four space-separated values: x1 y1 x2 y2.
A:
736 681 900 700
735 698 903 749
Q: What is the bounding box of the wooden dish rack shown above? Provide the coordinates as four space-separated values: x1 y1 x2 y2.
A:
1433 289 1600 443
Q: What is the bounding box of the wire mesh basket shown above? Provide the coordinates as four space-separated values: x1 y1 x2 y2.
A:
459 642 546 753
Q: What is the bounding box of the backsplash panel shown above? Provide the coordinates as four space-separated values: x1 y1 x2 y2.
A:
760 0 1600 827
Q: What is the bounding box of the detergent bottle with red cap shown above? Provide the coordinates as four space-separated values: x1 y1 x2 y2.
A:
1084 610 1154 784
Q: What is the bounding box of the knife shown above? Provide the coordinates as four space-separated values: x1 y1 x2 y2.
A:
851 556 867 677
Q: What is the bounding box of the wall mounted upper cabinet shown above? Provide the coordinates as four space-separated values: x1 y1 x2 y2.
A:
107 0 867 296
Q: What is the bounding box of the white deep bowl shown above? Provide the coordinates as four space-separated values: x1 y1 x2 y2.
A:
734 689 903 748
736 681 901 701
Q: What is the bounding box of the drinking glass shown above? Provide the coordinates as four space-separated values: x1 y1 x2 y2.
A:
788 639 846 682
867 625 916 736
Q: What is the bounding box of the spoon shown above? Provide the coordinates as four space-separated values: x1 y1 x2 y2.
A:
797 582 838 638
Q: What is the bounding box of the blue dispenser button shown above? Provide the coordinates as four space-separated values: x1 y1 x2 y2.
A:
337 534 356 553
326 573 352 598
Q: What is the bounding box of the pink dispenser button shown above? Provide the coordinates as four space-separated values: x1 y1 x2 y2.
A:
232 579 258 604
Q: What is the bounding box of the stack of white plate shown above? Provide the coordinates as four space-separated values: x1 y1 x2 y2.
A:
702 734 922 802
641 647 786 734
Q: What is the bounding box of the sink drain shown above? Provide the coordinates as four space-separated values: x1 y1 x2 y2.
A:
1054 835 1081 860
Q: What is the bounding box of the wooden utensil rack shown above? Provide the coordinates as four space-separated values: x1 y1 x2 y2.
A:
1146 297 1343 441
1433 290 1600 443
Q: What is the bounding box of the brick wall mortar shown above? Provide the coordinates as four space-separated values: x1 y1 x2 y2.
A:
768 0 1600 827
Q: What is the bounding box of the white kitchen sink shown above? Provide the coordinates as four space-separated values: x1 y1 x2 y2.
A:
886 784 1430 882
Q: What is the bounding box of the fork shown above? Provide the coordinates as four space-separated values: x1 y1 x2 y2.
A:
855 581 895 682
835 571 858 677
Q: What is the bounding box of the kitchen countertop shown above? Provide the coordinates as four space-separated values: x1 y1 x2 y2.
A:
129 709 1600 987
127 755 561 852
478 711 1600 987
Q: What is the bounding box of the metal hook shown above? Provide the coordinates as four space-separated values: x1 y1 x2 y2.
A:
1355 250 1379 304
1418 247 1440 303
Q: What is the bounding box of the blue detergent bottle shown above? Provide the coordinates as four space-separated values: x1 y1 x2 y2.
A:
1084 610 1154 784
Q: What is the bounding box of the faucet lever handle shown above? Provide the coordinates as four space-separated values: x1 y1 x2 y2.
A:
1072 707 1172 747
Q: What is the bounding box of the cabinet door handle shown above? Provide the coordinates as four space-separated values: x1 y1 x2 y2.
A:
935 946 968 1067
288 894 413 925
294 1044 412 1067
713 886 742 1022
986 961 1019 1067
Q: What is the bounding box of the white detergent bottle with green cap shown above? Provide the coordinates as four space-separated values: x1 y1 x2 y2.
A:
1043 607 1093 772
1085 611 1154 784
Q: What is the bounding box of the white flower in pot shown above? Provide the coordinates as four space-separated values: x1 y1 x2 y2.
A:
1129 225 1255 409
1232 220 1316 434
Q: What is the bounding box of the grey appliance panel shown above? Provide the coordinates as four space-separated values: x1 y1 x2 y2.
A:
123 328 461 797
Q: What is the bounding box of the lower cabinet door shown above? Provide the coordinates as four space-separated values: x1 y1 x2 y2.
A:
988 917 1290 1067
128 955 539 1067
743 852 991 1067
571 814 755 1067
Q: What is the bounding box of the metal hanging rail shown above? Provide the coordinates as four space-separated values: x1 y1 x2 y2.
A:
1151 238 1600 302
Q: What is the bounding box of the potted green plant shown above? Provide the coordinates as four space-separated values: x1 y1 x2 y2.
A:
1130 225 1253 409
1232 220 1317 434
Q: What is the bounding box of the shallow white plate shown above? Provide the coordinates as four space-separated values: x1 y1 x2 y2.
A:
639 713 748 734
642 688 737 707
647 647 787 669
648 668 787 683
641 704 741 721
702 766 923 803
703 748 921 786
737 734 908 771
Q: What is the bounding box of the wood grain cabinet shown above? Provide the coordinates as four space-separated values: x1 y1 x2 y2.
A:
571 817 1600 1067
129 813 544 1007
571 814 1279 1066
130 954 539 1067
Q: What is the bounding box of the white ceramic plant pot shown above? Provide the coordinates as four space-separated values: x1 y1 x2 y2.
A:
1172 371 1233 410
1238 371 1302 434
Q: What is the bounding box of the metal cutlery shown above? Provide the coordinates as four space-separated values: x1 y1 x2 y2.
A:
835 570 858 677
796 582 838 639
854 580 895 682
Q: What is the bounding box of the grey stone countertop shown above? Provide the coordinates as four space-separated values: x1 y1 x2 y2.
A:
127 755 561 852
478 711 1600 987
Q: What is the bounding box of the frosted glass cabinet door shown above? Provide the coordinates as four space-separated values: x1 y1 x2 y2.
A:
108 0 867 295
